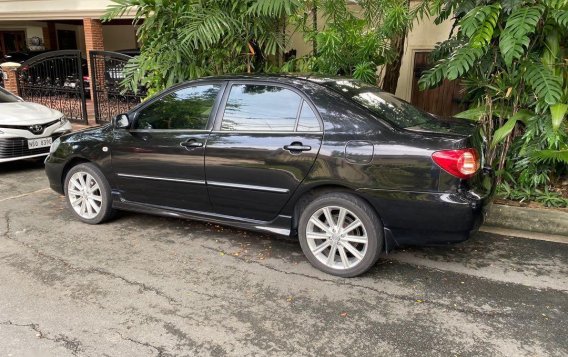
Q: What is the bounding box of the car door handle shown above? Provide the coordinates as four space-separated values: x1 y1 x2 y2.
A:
284 142 311 152
180 139 203 149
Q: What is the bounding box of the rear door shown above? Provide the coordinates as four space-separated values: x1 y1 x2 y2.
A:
205 81 323 221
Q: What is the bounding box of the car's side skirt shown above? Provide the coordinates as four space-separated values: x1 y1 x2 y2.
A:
111 194 293 237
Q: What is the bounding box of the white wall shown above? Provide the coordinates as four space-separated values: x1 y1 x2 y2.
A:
0 0 133 20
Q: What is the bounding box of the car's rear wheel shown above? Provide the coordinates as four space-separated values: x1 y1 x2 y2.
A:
64 163 114 224
298 193 383 277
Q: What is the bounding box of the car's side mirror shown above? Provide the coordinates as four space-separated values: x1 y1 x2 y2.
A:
113 114 130 129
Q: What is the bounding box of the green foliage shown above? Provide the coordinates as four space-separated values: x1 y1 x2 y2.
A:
497 182 568 207
552 9 568 26
499 6 543 67
420 0 568 205
524 62 564 105
491 110 533 147
460 5 501 48
446 46 485 80
353 62 378 84
550 103 568 129
103 0 301 94
455 104 512 121
284 0 425 84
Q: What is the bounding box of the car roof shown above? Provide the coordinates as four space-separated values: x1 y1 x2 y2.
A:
193 73 360 86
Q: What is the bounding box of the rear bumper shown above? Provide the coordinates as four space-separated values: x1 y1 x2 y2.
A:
359 172 495 247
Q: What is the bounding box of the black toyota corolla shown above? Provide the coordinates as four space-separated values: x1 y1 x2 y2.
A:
45 75 494 277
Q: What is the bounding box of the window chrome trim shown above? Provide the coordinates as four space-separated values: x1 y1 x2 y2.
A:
213 80 324 132
127 129 212 133
209 130 323 135
117 173 205 185
207 181 289 193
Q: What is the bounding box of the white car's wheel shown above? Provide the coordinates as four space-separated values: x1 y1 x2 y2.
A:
298 193 383 277
64 163 114 224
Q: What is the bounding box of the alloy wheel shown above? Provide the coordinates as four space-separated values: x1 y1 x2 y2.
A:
306 206 368 270
68 171 103 219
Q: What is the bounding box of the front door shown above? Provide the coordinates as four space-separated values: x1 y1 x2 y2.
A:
205 82 323 221
111 83 224 212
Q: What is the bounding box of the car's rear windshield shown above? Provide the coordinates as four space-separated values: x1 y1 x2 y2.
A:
324 79 438 129
0 87 20 103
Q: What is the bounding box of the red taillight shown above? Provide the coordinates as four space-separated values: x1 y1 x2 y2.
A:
432 148 480 179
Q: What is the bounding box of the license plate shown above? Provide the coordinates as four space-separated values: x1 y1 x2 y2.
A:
28 137 52 149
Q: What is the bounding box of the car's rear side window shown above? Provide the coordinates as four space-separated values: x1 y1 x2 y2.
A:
221 84 302 131
325 79 438 129
296 101 321 132
135 84 221 130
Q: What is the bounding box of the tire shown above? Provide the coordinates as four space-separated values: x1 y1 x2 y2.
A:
64 163 115 224
298 192 384 277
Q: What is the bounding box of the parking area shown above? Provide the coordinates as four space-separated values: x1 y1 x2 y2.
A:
0 160 567 356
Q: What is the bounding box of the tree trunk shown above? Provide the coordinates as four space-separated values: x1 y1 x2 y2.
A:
381 34 405 94
312 5 318 55
381 0 410 94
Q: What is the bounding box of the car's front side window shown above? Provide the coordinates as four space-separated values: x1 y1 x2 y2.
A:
134 84 221 130
221 84 302 131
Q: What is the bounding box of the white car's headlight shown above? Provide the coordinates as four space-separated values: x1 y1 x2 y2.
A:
50 137 61 154
59 117 69 126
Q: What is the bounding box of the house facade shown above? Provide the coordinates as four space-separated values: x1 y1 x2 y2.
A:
0 0 137 56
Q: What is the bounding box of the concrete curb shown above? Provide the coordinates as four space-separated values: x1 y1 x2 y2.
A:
484 203 568 237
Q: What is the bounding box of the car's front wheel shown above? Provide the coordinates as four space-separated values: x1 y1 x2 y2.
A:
298 193 383 277
64 163 114 224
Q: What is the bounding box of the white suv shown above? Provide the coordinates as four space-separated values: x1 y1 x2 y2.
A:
0 87 72 163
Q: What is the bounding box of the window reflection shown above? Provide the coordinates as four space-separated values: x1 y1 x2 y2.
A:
296 101 321 132
221 84 302 131
135 85 221 130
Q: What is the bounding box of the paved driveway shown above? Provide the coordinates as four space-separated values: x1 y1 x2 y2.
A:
0 160 567 356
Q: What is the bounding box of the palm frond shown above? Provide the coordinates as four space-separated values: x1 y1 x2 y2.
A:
460 4 501 48
525 62 564 105
499 6 544 67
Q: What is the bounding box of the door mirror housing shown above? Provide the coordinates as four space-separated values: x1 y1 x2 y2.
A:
113 114 130 129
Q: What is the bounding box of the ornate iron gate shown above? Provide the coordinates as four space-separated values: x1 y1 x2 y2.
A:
16 50 88 123
90 51 144 124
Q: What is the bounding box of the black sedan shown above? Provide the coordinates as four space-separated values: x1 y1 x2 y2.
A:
45 75 494 277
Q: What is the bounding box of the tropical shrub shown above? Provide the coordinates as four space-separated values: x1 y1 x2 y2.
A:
285 0 429 86
104 0 301 95
418 0 568 206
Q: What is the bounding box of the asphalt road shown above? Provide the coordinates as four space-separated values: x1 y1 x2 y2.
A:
1 160 567 357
